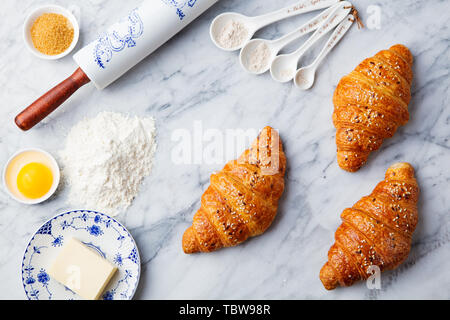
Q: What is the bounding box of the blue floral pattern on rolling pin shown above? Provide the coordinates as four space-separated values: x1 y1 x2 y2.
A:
94 9 144 69
21 210 140 300
161 0 198 20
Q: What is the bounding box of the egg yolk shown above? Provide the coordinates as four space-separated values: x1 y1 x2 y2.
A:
17 162 53 199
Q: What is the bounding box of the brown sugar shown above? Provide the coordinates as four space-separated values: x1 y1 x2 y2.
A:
31 13 74 55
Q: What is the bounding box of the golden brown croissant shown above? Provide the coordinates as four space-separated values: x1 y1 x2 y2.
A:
182 126 286 254
333 44 414 172
320 162 419 290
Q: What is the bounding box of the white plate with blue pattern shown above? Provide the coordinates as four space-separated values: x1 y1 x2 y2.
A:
21 210 140 300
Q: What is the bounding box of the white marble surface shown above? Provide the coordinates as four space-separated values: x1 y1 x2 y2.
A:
1 0 449 300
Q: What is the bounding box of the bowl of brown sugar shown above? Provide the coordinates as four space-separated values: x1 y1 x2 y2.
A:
23 5 79 60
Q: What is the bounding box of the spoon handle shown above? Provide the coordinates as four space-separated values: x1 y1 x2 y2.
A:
254 0 340 28
275 4 336 49
310 13 355 68
292 1 351 58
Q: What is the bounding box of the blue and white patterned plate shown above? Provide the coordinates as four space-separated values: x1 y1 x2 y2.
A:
21 210 140 300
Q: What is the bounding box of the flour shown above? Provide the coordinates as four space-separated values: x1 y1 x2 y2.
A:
247 42 271 73
216 20 248 49
280 69 294 80
60 111 157 216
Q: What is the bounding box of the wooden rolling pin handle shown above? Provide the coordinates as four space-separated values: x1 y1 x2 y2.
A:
15 67 91 131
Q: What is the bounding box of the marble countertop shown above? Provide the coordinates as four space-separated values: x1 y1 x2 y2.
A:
1 0 449 300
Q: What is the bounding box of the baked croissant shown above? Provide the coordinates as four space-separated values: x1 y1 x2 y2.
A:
333 44 413 172
320 162 419 290
182 126 286 253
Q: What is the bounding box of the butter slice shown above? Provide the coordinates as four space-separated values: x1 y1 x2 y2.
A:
48 238 118 300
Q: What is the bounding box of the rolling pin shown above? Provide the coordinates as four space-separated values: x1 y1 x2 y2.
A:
16 0 218 130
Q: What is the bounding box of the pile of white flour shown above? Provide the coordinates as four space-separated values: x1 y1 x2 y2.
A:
247 42 271 73
216 20 248 49
60 111 157 216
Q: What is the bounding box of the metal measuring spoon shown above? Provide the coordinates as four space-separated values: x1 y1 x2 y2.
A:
210 0 340 51
270 1 351 83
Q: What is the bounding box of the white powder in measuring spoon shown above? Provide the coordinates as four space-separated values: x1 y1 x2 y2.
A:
247 42 272 73
59 111 157 216
280 69 294 81
216 20 249 49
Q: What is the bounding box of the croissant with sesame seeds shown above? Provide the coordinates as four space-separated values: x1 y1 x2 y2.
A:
333 44 413 172
320 162 419 290
182 126 286 254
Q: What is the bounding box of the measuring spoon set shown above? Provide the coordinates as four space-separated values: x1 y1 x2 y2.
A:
210 0 356 90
